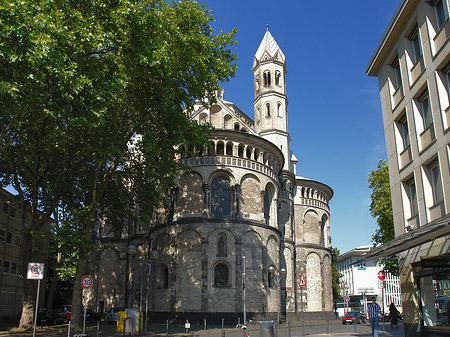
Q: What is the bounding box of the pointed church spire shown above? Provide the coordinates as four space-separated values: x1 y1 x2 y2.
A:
254 26 285 62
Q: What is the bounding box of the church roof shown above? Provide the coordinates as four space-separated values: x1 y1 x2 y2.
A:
254 26 285 62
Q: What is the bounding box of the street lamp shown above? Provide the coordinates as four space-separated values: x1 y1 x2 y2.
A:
268 265 286 326
127 245 159 335
144 249 159 332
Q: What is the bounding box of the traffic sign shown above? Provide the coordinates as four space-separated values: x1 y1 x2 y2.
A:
27 263 44 280
81 275 93 289
299 272 306 287
344 296 350 302
378 280 384 289
377 270 385 281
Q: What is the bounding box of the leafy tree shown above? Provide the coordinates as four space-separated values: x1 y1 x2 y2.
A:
331 247 342 302
1 0 236 330
368 159 398 275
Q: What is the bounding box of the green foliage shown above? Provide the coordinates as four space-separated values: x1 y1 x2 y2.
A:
331 246 343 302
368 159 399 275
1 0 237 328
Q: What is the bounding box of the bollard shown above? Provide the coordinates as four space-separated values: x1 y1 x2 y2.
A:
354 319 357 332
204 318 207 331
326 318 329 334
185 319 190 333
67 321 71 337
166 320 169 336
288 320 291 337
222 318 225 337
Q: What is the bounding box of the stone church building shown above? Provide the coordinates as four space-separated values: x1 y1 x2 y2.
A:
89 28 334 323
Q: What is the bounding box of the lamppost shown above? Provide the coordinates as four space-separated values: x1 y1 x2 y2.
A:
242 256 246 325
145 249 159 332
127 245 159 335
268 265 286 327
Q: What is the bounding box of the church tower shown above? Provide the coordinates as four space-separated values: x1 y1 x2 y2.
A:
253 26 290 171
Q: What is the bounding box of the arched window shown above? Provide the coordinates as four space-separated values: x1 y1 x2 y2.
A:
234 123 240 131
217 233 227 256
263 71 271 86
277 103 282 117
217 143 224 155
214 262 229 286
268 270 274 288
211 177 231 219
226 143 233 156
238 145 244 158
266 103 271 117
264 187 273 225
160 264 169 288
275 71 281 86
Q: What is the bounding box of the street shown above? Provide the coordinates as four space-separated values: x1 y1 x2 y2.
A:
0 320 405 337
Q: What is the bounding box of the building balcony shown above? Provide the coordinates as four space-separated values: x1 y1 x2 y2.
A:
410 56 424 87
419 124 435 152
433 19 450 55
392 86 404 110
399 145 412 169
429 201 445 222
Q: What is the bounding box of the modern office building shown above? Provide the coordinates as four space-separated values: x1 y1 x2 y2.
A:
336 246 402 316
89 28 334 323
366 0 450 335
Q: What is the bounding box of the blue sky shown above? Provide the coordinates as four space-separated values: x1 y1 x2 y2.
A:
201 0 402 254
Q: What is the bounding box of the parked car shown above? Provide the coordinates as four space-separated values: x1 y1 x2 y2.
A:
37 309 69 325
106 307 125 324
59 305 72 321
342 311 366 324
82 308 101 323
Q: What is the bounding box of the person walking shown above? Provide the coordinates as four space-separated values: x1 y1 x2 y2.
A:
389 302 399 328
367 296 382 337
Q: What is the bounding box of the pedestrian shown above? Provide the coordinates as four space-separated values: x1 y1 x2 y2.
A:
241 325 250 337
367 296 382 337
389 302 399 328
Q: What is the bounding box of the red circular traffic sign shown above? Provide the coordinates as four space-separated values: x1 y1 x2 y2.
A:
31 264 41 275
81 275 93 289
378 270 385 281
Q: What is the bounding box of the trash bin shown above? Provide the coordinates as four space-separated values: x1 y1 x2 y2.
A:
116 311 127 332
124 316 137 334
259 320 274 337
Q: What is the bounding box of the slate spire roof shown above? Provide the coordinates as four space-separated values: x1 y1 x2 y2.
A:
254 24 285 62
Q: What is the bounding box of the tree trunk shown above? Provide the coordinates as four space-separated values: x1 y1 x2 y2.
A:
18 233 36 329
46 251 61 309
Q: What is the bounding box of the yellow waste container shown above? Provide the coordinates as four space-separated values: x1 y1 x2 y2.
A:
116 311 127 332
137 312 143 332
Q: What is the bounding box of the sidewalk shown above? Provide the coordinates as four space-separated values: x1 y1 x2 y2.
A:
0 321 405 337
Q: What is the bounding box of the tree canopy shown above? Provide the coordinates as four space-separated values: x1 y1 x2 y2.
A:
1 0 237 329
368 159 398 275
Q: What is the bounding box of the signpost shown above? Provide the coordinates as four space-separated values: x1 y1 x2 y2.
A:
81 275 93 335
299 272 306 337
377 271 385 331
28 263 44 337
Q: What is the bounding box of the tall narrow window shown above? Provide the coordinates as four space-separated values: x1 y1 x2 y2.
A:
418 92 432 129
217 233 227 257
399 115 410 149
429 161 444 204
211 177 231 219
277 103 282 117
391 57 402 90
263 71 271 86
275 71 281 86
409 26 422 63
160 265 169 288
433 0 448 30
266 103 271 117
406 178 418 217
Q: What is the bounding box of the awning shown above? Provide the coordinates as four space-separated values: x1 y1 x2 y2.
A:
360 214 450 262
